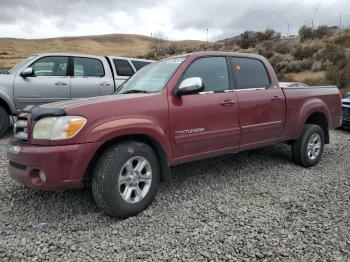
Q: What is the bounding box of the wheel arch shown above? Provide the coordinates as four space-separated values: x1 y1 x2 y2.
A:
305 112 329 144
84 133 172 184
295 98 331 144
0 93 16 115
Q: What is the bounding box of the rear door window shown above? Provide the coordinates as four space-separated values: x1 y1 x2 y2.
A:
231 57 270 89
182 57 229 92
131 60 152 71
113 59 135 76
73 57 104 77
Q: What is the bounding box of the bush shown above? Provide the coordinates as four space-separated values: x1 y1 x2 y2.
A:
256 29 281 42
286 60 303 73
313 25 333 39
317 43 345 66
299 26 313 41
311 61 322 72
292 43 319 60
274 40 294 54
256 41 274 58
334 31 350 47
300 59 313 71
326 63 350 88
238 31 257 49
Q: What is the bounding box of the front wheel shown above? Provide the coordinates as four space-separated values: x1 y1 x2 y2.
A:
0 106 9 137
291 124 325 167
92 141 160 218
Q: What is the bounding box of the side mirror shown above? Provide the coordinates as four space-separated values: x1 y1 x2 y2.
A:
177 77 204 96
20 67 34 78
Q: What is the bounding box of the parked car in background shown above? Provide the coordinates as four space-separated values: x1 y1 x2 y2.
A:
8 51 342 218
279 82 308 88
0 53 153 136
341 92 350 128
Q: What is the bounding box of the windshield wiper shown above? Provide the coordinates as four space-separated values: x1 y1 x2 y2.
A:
121 89 150 94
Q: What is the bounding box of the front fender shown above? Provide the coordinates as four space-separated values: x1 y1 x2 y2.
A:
0 88 16 114
84 118 173 161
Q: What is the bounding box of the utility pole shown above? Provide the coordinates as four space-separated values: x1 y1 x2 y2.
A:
340 12 342 31
311 7 318 31
312 7 318 30
206 28 209 45
287 22 290 37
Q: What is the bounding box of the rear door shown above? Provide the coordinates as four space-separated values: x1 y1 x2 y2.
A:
112 58 135 88
169 56 240 162
14 56 70 110
71 56 114 98
230 57 286 149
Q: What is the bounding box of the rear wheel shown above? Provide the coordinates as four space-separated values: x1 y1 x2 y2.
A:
92 141 160 218
292 124 325 167
0 107 10 137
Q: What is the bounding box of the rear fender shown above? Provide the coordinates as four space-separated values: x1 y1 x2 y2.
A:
296 98 330 137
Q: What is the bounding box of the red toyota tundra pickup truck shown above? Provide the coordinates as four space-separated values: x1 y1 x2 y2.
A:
7 52 342 218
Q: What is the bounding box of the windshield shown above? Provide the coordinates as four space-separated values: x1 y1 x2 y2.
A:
117 57 185 94
8 56 36 74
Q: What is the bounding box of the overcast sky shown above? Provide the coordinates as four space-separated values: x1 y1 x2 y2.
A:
0 0 349 41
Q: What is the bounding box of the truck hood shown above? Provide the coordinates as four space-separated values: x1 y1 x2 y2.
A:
36 92 165 128
39 94 151 111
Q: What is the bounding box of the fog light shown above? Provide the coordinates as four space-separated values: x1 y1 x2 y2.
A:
39 170 47 183
7 144 21 155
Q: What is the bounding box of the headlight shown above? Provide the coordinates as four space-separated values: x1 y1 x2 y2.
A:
33 116 87 140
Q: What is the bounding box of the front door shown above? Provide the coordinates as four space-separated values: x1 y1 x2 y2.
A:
14 56 70 110
230 57 285 149
169 56 240 162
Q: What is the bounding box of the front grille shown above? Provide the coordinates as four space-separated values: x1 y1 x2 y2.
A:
14 112 29 141
343 107 350 118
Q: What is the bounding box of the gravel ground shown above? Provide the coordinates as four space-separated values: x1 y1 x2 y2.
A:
0 130 349 261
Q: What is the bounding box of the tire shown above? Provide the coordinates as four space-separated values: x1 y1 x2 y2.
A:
0 107 10 137
92 141 160 218
291 124 325 167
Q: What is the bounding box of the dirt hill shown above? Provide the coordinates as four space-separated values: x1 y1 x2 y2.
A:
0 34 205 68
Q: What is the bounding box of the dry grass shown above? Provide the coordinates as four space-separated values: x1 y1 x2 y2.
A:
0 34 206 68
283 71 327 85
340 85 350 97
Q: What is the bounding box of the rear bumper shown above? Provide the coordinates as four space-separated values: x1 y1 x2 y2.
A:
7 139 102 191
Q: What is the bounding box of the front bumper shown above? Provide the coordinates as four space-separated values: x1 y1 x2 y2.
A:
342 118 350 128
7 139 102 191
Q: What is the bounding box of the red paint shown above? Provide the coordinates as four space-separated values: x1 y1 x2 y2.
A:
7 52 342 191
8 139 102 190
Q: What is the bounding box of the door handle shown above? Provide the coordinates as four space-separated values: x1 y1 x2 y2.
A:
220 100 235 106
55 82 68 86
271 96 282 101
100 82 111 86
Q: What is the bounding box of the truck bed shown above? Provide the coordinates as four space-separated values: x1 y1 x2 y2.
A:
281 86 342 140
